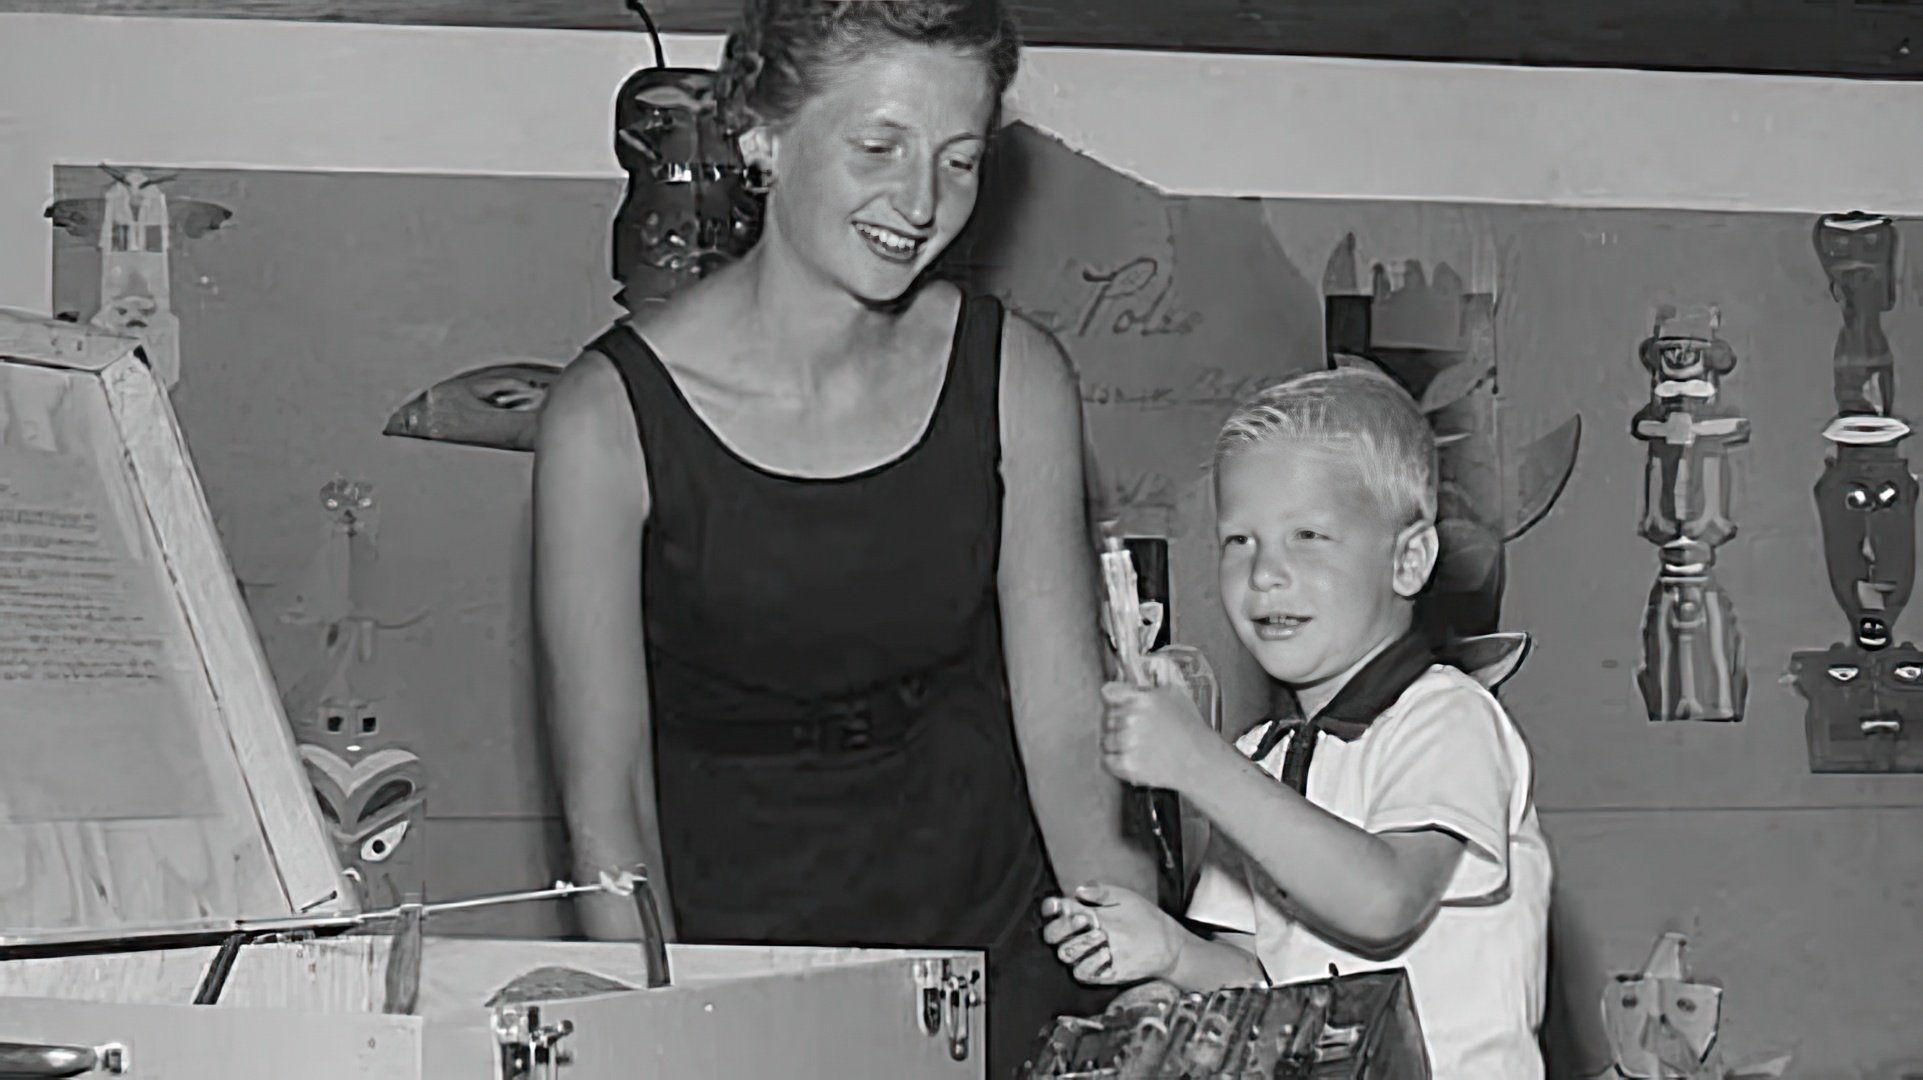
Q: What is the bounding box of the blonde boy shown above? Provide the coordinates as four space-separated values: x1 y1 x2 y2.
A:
1041 368 1551 1078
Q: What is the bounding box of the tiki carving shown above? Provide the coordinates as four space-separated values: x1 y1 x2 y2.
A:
611 67 762 312
1791 212 1923 771
282 479 431 906
1630 305 1749 722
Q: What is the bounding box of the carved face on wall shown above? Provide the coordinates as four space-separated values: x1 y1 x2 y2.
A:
611 68 762 310
1637 332 1737 401
299 740 426 911
289 622 426 912
1601 970 1723 1078
1791 642 1923 770
1814 434 1918 649
1814 211 1899 314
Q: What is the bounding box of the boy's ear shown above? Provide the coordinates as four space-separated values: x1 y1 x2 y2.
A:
1392 520 1439 598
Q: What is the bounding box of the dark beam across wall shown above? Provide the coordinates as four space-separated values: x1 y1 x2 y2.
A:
3 0 1922 79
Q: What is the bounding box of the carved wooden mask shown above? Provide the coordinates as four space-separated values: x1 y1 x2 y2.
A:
1814 438 1918 650
611 67 763 311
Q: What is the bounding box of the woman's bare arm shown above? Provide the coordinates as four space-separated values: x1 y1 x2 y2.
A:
532 351 675 940
997 313 1156 897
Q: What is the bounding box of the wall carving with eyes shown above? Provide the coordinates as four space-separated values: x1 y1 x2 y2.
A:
1790 212 1923 773
279 478 433 909
1629 304 1749 724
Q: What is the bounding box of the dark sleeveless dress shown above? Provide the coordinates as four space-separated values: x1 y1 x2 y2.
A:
589 290 1109 1077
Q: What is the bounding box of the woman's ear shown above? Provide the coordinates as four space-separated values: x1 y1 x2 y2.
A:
1392 520 1440 599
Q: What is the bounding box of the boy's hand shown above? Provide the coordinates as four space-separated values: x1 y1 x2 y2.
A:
1100 658 1223 791
1040 884 1181 985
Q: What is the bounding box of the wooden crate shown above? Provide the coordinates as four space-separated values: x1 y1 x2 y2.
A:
0 309 985 1078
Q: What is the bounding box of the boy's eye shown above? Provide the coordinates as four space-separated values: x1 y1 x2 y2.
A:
1221 534 1250 548
1294 529 1328 542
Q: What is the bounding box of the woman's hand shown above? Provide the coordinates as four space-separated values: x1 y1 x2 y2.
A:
1039 883 1184 985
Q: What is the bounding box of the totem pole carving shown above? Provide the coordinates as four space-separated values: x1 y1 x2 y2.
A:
282 479 432 906
44 164 232 391
1790 212 1923 772
1630 305 1749 722
1322 233 1582 647
610 43 761 313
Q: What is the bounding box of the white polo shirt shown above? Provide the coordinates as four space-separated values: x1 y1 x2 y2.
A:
1186 664 1551 1080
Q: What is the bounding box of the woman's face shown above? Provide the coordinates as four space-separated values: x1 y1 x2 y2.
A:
754 43 997 306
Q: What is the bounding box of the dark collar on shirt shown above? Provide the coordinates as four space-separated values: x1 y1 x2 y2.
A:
1250 628 1438 762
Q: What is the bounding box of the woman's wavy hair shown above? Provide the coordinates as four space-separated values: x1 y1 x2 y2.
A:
715 0 1021 138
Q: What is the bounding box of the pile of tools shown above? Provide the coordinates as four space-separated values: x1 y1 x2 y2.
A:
1024 969 1429 1080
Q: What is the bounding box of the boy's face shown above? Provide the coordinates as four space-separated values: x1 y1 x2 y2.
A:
1215 439 1438 695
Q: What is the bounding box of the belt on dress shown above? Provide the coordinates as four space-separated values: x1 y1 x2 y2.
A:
656 653 978 757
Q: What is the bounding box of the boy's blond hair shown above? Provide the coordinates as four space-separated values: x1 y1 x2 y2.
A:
1214 366 1438 527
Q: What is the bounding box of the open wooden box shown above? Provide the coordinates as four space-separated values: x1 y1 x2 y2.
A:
0 310 985 1079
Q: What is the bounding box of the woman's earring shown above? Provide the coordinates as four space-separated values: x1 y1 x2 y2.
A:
744 163 775 196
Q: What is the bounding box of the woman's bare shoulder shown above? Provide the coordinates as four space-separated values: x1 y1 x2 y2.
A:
543 279 728 441
543 347 630 439
535 340 648 513
995 304 1081 429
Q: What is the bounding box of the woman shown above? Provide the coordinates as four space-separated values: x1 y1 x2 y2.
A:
531 0 1154 1073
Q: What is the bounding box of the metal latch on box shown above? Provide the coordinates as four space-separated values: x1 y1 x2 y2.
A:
914 958 982 1062
493 1005 574 1080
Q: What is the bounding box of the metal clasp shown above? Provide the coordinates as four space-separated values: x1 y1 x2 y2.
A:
912 958 982 1060
913 960 942 1036
492 1005 575 1080
942 960 982 1062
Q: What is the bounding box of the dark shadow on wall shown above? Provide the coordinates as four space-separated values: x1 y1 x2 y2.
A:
1542 874 1612 1078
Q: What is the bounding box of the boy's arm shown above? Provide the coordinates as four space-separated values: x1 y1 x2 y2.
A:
1176 687 1521 953
1180 749 1466 952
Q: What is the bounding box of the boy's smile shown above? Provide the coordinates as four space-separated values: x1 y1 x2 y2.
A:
1216 438 1437 705
1252 613 1311 640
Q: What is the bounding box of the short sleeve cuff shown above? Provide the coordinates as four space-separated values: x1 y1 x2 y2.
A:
1370 805 1509 903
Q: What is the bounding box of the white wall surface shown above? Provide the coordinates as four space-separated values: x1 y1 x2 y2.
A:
3 12 1921 312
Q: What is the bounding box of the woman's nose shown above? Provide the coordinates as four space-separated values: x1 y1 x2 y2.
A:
892 157 938 230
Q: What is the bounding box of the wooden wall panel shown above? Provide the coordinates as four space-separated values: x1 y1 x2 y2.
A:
422 817 575 939
1539 807 1923 1079
4 0 1923 79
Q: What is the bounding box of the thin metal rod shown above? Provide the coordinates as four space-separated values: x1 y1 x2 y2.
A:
402 881 605 919
223 880 610 936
